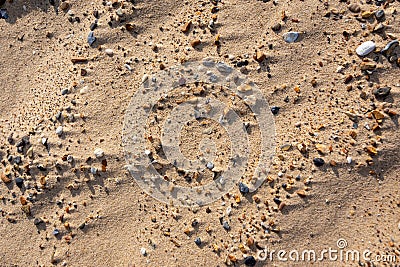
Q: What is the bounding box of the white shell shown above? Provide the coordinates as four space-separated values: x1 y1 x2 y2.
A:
356 41 376 56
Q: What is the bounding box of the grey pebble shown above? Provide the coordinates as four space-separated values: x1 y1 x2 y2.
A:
373 87 391 97
283 32 299 43
87 31 96 46
381 40 399 57
375 10 385 20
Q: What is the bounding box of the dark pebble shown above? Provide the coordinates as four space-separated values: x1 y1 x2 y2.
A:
373 87 391 98
313 158 325 167
282 183 287 189
37 165 47 171
49 0 55 6
236 60 248 67
222 221 230 230
0 9 8 20
90 22 97 31
14 156 22 164
244 256 257 267
271 23 281 32
273 197 281 205
239 182 249 194
375 10 385 20
15 177 24 188
61 88 69 95
194 237 201 246
79 223 86 229
7 155 13 162
53 229 60 236
87 31 96 46
271 106 280 115
33 218 44 225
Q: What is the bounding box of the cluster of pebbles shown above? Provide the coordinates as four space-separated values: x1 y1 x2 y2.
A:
0 0 399 266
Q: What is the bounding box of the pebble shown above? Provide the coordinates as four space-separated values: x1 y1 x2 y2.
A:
271 23 281 32
190 39 201 48
0 9 9 20
87 31 96 46
80 86 89 94
56 126 63 136
373 87 391 97
222 221 230 230
61 88 69 95
271 106 280 115
244 256 257 267
356 41 376 57
105 48 114 56
347 156 352 164
239 182 249 194
194 237 201 246
313 158 325 167
283 32 300 43
381 40 399 57
206 162 214 170
15 177 24 188
348 3 361 13
53 229 60 236
94 148 104 158
375 10 385 20
33 218 44 225
140 247 147 256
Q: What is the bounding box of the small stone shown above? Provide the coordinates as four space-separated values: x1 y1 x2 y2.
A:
371 110 385 120
80 86 89 94
271 23 281 31
238 182 249 194
87 31 96 46
360 61 376 71
140 247 147 256
244 256 256 267
356 41 376 57
206 162 214 170
247 237 255 247
348 3 361 13
273 197 281 205
105 48 114 56
366 146 378 156
271 106 280 115
194 237 201 246
313 158 325 167
375 10 385 20
347 156 352 164
280 144 292 151
362 11 374 18
56 126 63 136
373 23 385 32
1 172 11 183
315 144 328 154
222 221 230 230
190 39 201 47
296 190 307 197
181 21 192 33
94 148 104 158
283 32 299 43
33 218 44 225
381 40 399 57
254 51 266 62
53 229 60 236
60 2 69 11
15 177 24 188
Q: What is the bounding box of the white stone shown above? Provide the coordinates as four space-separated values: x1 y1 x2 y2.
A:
94 148 104 158
80 86 88 94
105 48 114 56
356 41 376 57
56 126 63 136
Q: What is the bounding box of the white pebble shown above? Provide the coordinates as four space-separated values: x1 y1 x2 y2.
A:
56 126 63 136
94 148 105 158
105 48 114 56
140 247 147 256
356 41 376 57
80 86 88 94
347 156 352 164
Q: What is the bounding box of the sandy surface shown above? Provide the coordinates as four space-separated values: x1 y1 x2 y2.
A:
0 0 400 266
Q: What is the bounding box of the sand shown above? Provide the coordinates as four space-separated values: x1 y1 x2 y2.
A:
0 0 399 266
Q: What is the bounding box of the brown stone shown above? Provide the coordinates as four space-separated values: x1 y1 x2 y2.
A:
190 39 201 48
181 21 192 33
1 172 11 183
